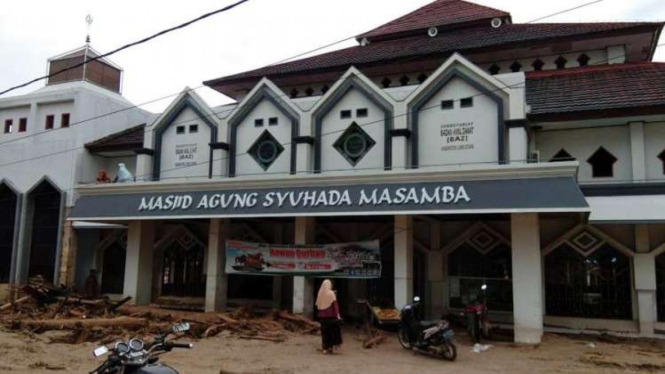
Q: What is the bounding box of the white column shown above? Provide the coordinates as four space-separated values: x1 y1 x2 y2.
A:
272 223 284 310
296 143 312 173
293 217 315 316
392 104 408 170
205 219 230 312
511 213 543 344
394 215 414 310
427 221 444 319
634 224 656 336
123 221 156 305
135 154 153 182
629 122 646 182
508 127 528 164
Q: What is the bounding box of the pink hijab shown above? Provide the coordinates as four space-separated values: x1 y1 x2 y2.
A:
316 279 336 310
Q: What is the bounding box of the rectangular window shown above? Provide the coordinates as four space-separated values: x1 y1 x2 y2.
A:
441 100 454 110
176 125 186 134
254 118 264 127
356 108 368 118
189 124 198 133
4 119 12 133
45 115 54 130
340 110 352 119
268 117 278 126
61 113 70 128
461 97 474 108
19 118 27 132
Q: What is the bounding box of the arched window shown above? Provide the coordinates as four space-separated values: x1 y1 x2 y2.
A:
161 232 206 297
587 147 617 178
550 149 575 162
0 182 18 283
545 234 632 320
27 179 62 282
101 235 126 295
447 225 512 311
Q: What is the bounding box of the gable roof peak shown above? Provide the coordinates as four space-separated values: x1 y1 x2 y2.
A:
357 0 510 42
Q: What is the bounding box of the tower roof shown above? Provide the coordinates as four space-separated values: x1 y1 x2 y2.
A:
357 0 510 42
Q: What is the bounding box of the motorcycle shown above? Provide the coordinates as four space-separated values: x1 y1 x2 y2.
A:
398 296 457 361
89 323 193 374
463 284 492 344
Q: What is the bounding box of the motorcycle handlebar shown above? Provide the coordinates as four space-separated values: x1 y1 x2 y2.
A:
167 342 193 349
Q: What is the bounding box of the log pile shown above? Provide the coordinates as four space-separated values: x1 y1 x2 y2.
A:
0 282 320 345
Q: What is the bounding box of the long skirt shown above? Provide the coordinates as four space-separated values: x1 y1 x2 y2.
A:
320 319 343 350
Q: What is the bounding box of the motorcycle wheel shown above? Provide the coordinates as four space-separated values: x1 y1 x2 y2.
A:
440 341 457 361
397 327 412 349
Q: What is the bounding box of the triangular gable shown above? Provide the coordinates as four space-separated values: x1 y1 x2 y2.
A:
406 53 511 166
226 78 302 178
310 66 396 172
226 78 301 127
151 88 220 180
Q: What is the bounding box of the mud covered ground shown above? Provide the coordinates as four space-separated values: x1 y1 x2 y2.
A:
0 328 664 374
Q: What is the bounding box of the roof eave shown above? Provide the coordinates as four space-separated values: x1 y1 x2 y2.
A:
528 104 665 123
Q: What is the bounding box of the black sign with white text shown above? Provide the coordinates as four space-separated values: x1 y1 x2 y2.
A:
69 177 588 220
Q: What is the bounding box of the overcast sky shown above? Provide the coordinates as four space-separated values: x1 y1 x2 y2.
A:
1 0 663 112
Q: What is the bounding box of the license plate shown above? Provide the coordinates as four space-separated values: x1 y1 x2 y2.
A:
443 330 454 339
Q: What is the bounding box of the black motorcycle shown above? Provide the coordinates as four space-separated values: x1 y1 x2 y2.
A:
398 296 457 361
89 323 193 374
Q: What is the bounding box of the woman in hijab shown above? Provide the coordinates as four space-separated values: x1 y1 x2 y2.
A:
316 279 342 354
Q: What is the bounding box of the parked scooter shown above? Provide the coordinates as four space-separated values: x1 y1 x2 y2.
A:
398 296 457 361
463 284 492 344
89 323 193 374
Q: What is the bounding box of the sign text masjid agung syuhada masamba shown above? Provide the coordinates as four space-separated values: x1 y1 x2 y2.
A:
137 185 472 212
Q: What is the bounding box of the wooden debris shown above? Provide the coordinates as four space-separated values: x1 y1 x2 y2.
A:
363 331 384 349
1 282 320 345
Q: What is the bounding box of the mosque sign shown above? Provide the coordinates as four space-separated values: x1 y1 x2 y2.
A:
69 177 589 220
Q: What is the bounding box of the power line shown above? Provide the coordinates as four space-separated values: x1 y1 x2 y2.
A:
528 0 604 23
1 42 657 178
0 0 251 97
0 0 612 148
0 0 646 182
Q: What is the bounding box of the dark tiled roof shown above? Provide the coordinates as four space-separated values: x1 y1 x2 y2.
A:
205 22 661 86
85 124 145 152
526 63 665 120
358 0 510 41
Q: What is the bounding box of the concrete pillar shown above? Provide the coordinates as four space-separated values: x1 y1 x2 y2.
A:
634 224 656 336
427 221 444 319
272 223 284 310
293 217 315 316
205 219 230 312
296 143 312 173
508 127 528 164
394 215 414 310
511 213 543 344
135 154 153 182
123 221 156 305
58 209 78 286
629 122 646 182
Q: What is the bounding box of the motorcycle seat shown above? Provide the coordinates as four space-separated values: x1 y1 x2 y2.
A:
419 320 438 329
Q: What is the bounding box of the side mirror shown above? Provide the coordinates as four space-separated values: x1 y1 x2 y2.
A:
413 296 421 303
172 322 190 333
93 346 109 357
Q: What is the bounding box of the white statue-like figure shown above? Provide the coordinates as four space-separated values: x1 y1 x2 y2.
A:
115 163 134 183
